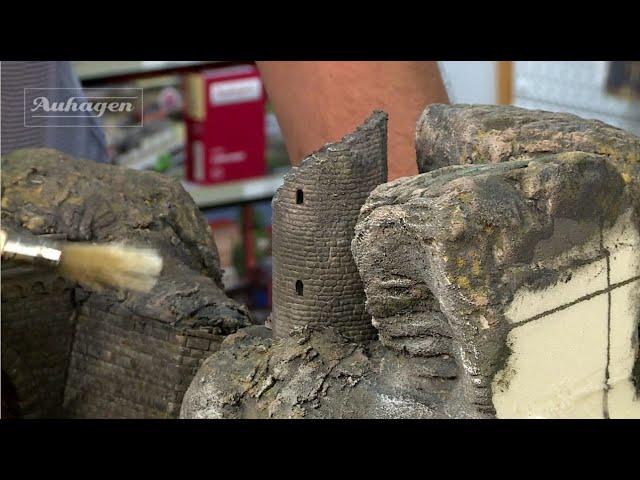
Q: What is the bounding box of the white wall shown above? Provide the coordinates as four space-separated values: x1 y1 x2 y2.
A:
513 61 640 136
439 61 497 105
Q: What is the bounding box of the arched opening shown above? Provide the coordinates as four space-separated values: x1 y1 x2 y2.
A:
295 280 304 296
296 189 304 204
1 371 21 419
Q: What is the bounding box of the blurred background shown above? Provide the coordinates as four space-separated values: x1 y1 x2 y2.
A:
2 60 639 323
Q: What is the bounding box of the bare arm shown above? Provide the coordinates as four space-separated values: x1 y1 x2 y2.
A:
256 61 449 180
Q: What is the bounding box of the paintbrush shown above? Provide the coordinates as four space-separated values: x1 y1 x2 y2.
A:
0 228 163 293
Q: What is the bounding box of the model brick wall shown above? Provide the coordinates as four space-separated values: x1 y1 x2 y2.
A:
64 296 223 418
1 268 225 419
271 111 388 343
1 268 75 418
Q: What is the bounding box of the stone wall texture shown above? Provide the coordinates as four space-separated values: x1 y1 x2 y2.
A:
271 111 388 343
63 296 224 418
1 269 75 418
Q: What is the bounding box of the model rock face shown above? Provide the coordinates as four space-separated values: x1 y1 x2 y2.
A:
182 104 640 419
354 154 639 418
415 104 640 202
410 104 640 417
1 149 252 418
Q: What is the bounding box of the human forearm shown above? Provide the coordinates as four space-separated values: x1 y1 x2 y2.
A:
256 61 449 180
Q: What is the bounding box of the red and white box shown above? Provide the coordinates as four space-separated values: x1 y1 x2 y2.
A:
184 65 266 184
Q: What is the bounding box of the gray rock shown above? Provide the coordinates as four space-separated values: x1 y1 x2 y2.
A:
1 149 252 418
180 326 437 419
416 103 640 200
354 153 639 418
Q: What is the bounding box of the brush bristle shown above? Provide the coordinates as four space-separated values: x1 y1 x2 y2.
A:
58 242 163 293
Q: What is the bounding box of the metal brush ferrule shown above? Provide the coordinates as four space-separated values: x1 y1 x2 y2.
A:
0 231 62 267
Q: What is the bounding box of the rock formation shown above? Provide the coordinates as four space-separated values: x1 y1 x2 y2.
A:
1 148 251 418
415 104 640 199
182 105 640 419
354 154 639 418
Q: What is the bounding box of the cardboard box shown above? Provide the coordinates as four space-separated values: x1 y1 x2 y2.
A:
184 65 266 184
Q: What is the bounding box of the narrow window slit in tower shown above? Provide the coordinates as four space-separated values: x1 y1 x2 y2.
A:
295 280 304 296
296 189 304 204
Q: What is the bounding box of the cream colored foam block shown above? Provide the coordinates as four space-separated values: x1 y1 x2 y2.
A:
505 259 607 325
608 283 640 418
494 295 608 418
493 212 640 419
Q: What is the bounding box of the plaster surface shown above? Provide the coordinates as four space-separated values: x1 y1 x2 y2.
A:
493 211 640 418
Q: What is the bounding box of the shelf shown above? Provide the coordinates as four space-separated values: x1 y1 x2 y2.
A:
183 171 287 209
73 61 223 82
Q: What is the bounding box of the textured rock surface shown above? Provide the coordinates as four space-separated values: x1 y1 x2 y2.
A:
184 105 639 419
416 104 640 200
1 148 251 418
271 112 388 343
354 153 639 418
413 104 639 416
180 326 437 419
2 148 222 283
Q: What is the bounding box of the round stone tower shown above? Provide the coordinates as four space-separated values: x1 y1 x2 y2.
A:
271 111 388 343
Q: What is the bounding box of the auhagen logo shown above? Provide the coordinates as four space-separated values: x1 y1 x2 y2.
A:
24 88 143 127
31 96 134 117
